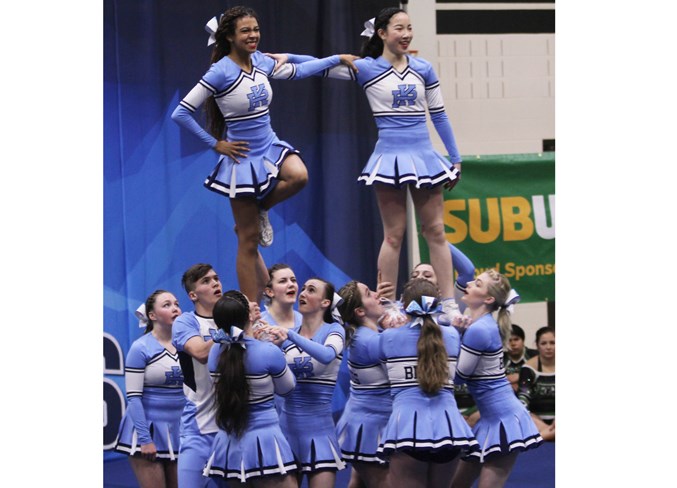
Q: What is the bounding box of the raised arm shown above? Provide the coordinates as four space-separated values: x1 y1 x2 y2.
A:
173 315 214 364
269 345 296 396
286 327 344 364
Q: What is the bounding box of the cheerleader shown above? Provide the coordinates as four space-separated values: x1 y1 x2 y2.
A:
202 290 298 487
378 278 478 488
260 263 302 330
270 7 464 319
450 270 543 488
171 6 357 303
335 281 390 488
269 278 346 488
114 290 185 488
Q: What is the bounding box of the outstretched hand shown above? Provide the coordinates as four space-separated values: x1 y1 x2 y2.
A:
265 52 289 72
339 54 360 73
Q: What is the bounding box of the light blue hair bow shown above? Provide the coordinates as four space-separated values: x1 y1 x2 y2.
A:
405 296 442 328
210 327 247 349
205 14 223 46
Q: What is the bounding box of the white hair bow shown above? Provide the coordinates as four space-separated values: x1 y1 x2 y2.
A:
205 15 221 46
360 17 375 38
135 303 148 328
331 293 344 324
504 289 521 314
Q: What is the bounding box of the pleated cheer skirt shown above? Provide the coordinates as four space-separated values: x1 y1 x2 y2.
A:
203 408 298 482
358 127 460 189
336 394 391 464
114 396 183 460
204 125 300 200
280 404 346 473
377 389 478 460
463 385 543 463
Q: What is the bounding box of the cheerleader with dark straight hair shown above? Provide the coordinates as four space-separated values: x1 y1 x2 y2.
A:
203 290 299 487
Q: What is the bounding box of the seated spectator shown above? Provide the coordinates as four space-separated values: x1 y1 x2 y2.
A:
503 324 538 392
518 327 555 442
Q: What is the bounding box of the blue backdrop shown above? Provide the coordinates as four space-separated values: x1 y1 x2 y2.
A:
103 0 397 456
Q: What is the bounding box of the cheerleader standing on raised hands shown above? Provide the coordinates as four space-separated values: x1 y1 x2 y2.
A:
171 6 357 303
203 290 299 487
273 7 464 319
335 281 391 488
114 290 185 488
268 278 347 488
377 278 478 488
450 270 543 488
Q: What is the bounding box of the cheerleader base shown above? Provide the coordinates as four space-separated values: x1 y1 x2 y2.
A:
336 394 391 464
464 389 543 463
114 416 180 461
377 390 479 461
203 409 298 482
280 405 346 473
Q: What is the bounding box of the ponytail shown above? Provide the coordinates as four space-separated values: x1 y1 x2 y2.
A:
337 280 362 345
212 290 252 438
402 278 449 394
214 343 249 437
416 316 449 394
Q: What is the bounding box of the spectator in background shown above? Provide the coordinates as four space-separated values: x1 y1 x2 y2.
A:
503 324 538 392
518 327 555 442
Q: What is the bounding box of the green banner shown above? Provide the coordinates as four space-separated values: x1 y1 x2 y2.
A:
418 153 555 303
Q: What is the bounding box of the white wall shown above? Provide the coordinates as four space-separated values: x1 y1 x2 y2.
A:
405 0 555 334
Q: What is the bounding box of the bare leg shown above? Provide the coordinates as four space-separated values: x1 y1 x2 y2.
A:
348 466 367 488
251 473 299 488
374 185 408 301
387 453 427 488
477 452 519 488
352 461 389 488
428 457 459 488
410 186 454 299
163 460 179 488
450 459 481 488
129 456 167 488
230 197 263 302
307 470 336 488
259 154 308 210
255 251 270 305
